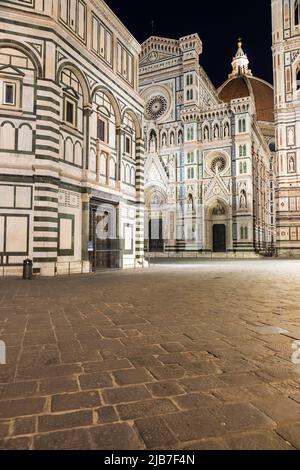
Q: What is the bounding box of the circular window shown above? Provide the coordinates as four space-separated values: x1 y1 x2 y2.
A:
146 95 168 120
269 142 276 152
211 156 226 174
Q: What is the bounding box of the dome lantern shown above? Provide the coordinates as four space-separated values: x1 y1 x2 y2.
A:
229 38 253 78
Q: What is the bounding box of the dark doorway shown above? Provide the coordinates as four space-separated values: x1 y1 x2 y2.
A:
213 224 226 252
90 203 123 270
149 218 164 252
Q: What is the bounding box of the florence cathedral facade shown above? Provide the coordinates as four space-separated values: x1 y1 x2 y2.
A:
141 36 276 256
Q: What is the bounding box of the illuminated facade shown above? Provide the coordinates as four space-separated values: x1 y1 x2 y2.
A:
272 0 300 256
0 0 144 276
140 36 275 256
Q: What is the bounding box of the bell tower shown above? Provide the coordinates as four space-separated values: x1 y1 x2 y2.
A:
272 0 300 256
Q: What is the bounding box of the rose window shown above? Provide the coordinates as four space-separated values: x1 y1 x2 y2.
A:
146 95 167 120
211 156 226 174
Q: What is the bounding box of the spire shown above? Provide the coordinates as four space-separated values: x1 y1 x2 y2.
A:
229 38 252 78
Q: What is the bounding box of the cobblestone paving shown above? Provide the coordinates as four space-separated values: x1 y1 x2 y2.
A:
1 259 300 450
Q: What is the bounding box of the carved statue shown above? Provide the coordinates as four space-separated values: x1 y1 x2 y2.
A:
149 131 157 153
240 190 247 209
178 130 183 144
289 156 295 173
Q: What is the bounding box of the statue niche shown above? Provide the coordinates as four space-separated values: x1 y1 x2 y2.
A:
239 190 247 209
149 130 157 153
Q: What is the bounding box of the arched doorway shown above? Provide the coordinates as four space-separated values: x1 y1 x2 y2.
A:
145 188 167 253
213 224 226 252
205 199 230 253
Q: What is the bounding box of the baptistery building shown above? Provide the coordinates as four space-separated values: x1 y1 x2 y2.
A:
0 0 144 276
140 36 276 255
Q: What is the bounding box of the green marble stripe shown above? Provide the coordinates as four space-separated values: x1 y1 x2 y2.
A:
34 227 58 232
34 206 58 213
34 216 58 223
33 237 58 242
34 196 58 203
33 247 57 253
33 257 57 263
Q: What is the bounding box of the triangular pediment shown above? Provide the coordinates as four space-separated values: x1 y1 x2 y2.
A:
0 65 25 77
145 154 169 187
204 174 230 202
140 51 179 66
63 86 80 100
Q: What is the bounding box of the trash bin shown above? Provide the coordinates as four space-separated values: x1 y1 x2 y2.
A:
23 259 33 280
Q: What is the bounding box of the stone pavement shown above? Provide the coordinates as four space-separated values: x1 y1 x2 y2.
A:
1 259 300 450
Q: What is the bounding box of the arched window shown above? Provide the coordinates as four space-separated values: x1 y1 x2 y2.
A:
0 122 15 150
123 112 137 159
161 132 167 147
187 89 193 101
18 124 33 152
170 131 175 146
65 137 73 163
110 157 116 180
245 226 248 240
243 145 247 156
239 161 243 174
60 69 84 131
295 0 300 26
187 167 194 180
187 127 194 141
187 151 194 164
239 145 243 157
90 147 96 173
238 119 246 133
240 227 244 240
243 162 247 174
297 66 300 91
74 141 83 167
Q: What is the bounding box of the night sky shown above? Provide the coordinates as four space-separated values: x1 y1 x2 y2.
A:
105 0 273 88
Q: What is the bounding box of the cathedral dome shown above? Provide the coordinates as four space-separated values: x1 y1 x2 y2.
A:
218 39 274 123
218 75 274 123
